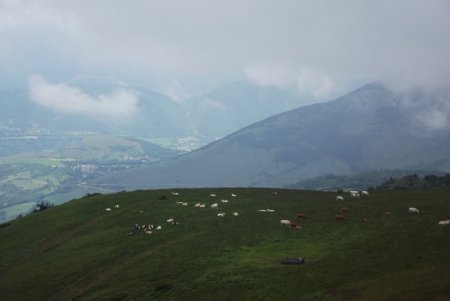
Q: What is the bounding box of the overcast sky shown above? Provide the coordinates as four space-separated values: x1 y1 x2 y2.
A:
1 0 450 103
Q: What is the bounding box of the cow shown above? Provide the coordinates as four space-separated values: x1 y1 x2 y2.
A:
155 225 162 230
127 231 135 237
336 196 344 201
409 207 420 214
166 218 174 223
233 212 239 216
280 219 291 226
181 202 188 206
210 194 216 197
290 222 303 229
383 211 392 217
217 213 226 217
194 203 201 207
199 204 206 208
438 220 450 225
350 191 360 199
361 191 369 196
231 193 237 197
221 199 229 203
105 208 112 212
266 209 275 212
114 204 120 209
211 203 218 209
340 207 350 213
296 213 308 219
258 209 268 212
273 192 278 195
171 192 179 196
145 230 152 235
335 214 346 221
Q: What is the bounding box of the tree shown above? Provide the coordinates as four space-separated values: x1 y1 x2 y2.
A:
32 201 54 213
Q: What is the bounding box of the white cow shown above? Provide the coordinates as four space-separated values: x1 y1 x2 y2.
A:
194 203 201 207
210 194 216 197
280 219 291 226
361 191 369 196
350 191 360 199
221 199 229 203
231 193 237 197
266 209 275 212
181 202 188 206
336 196 344 201
258 209 267 212
166 218 174 223
211 203 218 209
199 204 206 208
409 207 420 214
105 208 112 212
155 225 162 230
233 212 239 216
217 213 226 217
171 192 179 196
438 220 450 225
114 204 120 208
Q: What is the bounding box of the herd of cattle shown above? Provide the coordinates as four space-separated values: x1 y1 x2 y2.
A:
103 190 450 236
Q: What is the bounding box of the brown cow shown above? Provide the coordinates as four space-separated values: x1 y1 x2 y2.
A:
340 207 350 213
296 213 308 219
335 214 346 221
290 222 303 229
383 211 392 217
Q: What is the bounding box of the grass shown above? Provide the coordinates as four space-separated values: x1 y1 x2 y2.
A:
0 188 449 300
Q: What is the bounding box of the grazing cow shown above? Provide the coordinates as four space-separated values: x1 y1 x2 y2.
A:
361 191 369 196
350 191 360 199
181 202 188 206
231 193 237 197
210 194 216 197
383 211 392 217
221 199 229 203
409 207 420 214
194 203 200 207
335 214 346 221
266 209 275 212
211 203 218 209
290 222 303 229
199 204 206 208
258 209 268 212
176 201 184 205
233 212 239 216
145 230 152 235
171 192 179 196
296 213 308 219
336 196 344 201
166 218 174 223
438 220 450 225
217 213 226 217
280 219 291 226
155 225 162 230
114 204 120 209
105 208 112 212
340 207 350 213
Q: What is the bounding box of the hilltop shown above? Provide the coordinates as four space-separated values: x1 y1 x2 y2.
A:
1 188 449 300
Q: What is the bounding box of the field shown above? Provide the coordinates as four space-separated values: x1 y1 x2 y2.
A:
0 188 449 300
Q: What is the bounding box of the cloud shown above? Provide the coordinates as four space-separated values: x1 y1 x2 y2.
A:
2 1 450 92
28 75 139 120
245 62 338 99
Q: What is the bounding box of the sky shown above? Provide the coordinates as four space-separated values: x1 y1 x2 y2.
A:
1 0 450 119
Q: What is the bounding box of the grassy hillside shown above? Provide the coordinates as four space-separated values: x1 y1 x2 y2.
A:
1 188 449 300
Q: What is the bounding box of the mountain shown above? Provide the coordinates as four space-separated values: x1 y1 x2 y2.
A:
97 83 450 189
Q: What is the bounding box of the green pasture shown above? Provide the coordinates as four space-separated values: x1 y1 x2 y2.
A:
0 188 449 300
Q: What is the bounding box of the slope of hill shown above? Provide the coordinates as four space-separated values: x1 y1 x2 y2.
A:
1 188 449 300
98 83 450 189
